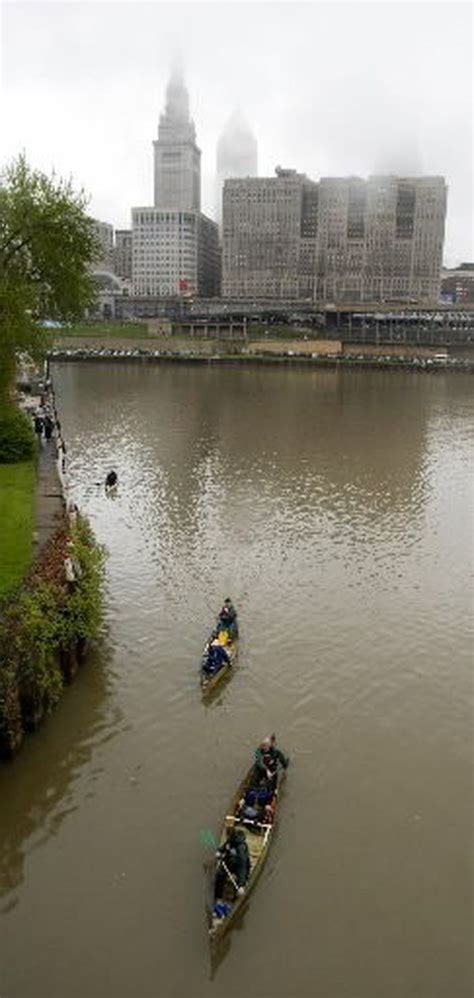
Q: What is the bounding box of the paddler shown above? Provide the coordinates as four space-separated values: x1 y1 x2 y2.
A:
215 827 250 899
218 598 238 638
204 637 230 675
254 734 289 791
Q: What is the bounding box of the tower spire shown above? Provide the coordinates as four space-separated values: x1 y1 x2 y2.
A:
164 63 190 123
154 63 201 211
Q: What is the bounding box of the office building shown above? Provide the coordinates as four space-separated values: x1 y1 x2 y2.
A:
132 68 220 298
222 167 318 299
114 229 132 280
315 175 447 303
132 208 219 297
440 263 474 304
92 220 114 270
223 172 446 303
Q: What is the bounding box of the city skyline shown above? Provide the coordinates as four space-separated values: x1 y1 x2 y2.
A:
1 2 472 265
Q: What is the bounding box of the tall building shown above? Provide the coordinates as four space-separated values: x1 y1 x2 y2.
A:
222 168 318 299
114 229 132 280
92 220 114 270
215 111 258 225
153 66 201 212
132 208 219 297
132 68 219 298
315 175 446 303
222 171 446 303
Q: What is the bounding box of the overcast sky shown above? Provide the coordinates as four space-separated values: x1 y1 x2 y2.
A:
1 1 472 264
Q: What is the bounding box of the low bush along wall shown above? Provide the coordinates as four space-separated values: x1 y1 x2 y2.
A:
0 405 36 463
0 515 106 759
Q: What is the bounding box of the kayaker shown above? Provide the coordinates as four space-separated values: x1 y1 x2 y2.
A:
215 828 250 899
105 470 118 489
254 734 289 790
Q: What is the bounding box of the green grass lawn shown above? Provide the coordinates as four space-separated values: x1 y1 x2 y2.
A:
0 461 35 600
248 323 314 339
59 321 149 338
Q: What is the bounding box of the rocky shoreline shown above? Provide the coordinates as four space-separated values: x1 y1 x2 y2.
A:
48 346 474 372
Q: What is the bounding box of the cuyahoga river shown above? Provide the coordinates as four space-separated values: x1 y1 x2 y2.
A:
1 363 472 998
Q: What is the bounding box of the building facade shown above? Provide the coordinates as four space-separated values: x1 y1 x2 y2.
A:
132 207 219 297
92 220 114 270
153 67 201 212
316 175 446 303
222 168 318 299
132 68 220 298
440 263 474 304
114 229 132 280
223 172 446 303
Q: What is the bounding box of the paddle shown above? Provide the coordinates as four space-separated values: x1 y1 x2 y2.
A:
199 828 240 893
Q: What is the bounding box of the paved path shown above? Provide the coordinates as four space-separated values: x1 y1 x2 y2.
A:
23 389 67 557
33 439 65 555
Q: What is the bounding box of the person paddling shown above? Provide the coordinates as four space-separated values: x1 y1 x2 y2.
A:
214 827 250 899
105 470 118 490
254 734 289 792
218 598 238 638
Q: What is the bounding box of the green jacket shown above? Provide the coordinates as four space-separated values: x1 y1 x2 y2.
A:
218 831 250 887
254 745 289 778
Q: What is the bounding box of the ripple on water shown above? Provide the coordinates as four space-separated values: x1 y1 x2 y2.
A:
0 365 472 998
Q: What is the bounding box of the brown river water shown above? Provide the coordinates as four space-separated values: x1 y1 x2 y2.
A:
1 363 473 998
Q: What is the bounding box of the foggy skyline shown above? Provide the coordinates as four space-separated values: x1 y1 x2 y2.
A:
1 1 472 264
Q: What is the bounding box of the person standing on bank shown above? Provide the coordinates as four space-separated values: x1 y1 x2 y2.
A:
44 414 54 441
33 412 44 442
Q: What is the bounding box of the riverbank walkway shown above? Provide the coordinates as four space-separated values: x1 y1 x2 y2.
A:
34 437 65 555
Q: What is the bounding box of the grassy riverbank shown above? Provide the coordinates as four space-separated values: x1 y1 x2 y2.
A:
0 461 35 600
63 320 313 340
62 321 148 338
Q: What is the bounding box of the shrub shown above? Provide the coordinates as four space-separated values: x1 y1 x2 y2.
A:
65 517 107 641
14 583 65 717
0 663 23 758
0 515 107 754
0 406 36 463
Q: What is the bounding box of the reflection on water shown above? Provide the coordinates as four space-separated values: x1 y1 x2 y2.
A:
0 647 120 909
1 364 472 998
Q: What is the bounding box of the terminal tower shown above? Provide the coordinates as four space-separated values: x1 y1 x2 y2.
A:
153 67 201 212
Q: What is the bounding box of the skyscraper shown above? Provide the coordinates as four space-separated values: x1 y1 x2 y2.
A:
153 66 201 212
215 111 258 225
132 67 220 298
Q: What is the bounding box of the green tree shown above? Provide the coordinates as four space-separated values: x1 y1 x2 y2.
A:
0 154 99 401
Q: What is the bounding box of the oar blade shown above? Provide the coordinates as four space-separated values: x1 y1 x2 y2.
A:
200 828 218 850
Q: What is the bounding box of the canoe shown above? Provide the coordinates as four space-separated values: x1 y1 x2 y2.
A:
205 762 286 944
200 617 238 696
